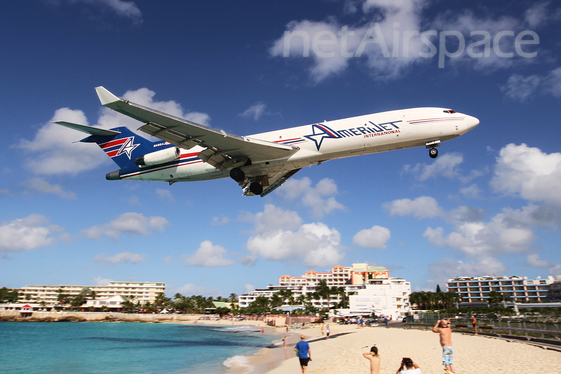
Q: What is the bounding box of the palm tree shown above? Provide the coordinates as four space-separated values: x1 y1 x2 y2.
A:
269 293 283 309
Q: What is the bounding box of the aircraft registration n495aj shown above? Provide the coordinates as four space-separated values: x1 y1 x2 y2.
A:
56 87 479 197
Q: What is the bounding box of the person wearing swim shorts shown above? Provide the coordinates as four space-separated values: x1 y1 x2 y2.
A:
294 335 312 374
432 319 456 374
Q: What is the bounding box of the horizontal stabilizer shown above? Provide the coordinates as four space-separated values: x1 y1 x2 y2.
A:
54 121 120 137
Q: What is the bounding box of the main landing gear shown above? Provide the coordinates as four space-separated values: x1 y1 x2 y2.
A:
230 167 264 196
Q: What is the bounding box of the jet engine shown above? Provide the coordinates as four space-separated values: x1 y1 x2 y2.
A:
135 147 180 166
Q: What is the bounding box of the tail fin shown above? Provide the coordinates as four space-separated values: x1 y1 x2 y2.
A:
54 121 157 169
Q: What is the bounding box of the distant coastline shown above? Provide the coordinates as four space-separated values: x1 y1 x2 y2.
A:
0 310 261 325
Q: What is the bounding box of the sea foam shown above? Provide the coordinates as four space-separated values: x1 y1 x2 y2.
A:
223 355 253 373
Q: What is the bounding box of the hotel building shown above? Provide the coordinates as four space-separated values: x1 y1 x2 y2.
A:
239 263 410 318
16 281 165 306
446 275 555 303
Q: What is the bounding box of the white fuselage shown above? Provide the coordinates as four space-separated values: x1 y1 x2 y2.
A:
120 107 479 182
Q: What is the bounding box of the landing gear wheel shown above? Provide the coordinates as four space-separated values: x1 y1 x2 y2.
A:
429 148 438 159
249 182 263 195
230 167 245 182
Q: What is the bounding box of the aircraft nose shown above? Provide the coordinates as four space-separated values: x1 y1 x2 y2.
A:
459 114 479 134
466 115 479 130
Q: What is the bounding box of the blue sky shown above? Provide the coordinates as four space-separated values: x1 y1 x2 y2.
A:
1 0 561 297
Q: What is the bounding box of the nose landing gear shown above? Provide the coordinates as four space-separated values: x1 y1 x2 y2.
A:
429 147 438 159
426 140 441 159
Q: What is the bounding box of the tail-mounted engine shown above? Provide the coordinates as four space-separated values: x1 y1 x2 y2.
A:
135 147 180 166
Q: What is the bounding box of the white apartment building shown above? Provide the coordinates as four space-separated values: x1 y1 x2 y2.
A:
239 263 400 311
348 278 411 320
446 275 555 303
17 281 165 306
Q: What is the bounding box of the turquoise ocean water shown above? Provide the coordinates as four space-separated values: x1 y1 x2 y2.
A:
0 321 279 374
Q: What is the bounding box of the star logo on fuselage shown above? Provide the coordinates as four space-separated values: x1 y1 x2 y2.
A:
117 137 139 160
304 124 341 150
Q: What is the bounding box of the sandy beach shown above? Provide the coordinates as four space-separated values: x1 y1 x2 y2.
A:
261 323 561 374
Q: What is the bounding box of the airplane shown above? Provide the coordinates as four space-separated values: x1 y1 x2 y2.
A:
56 87 479 196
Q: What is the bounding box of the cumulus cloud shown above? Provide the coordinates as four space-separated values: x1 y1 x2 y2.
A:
22 178 76 199
526 253 554 268
19 88 210 176
277 177 345 218
244 204 345 267
490 143 561 206
383 196 444 219
0 214 68 253
80 212 170 240
403 153 464 181
353 225 391 249
182 240 235 267
424 256 507 290
155 189 174 203
93 251 147 267
422 204 558 257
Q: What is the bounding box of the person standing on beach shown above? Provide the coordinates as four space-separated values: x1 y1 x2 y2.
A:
471 315 478 335
396 357 421 373
325 323 330 339
362 345 380 374
294 335 312 374
432 319 456 374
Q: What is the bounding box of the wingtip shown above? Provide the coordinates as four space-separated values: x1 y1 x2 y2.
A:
95 86 121 106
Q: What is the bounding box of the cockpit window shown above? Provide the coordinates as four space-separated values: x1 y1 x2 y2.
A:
443 110 457 114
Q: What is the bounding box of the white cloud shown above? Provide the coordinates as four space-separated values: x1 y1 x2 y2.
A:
155 189 174 203
211 215 230 226
424 257 507 290
22 178 76 199
459 184 481 199
524 2 556 28
182 240 235 267
244 284 256 293
353 225 391 249
403 153 464 181
0 214 68 253
500 74 542 101
270 1 542 82
501 67 561 101
545 67 561 97
80 212 170 240
383 196 443 219
526 253 554 268
51 0 143 24
277 177 345 218
177 283 221 297
240 103 268 120
423 205 543 257
490 143 561 206
93 251 147 267
92 276 113 286
19 88 210 176
244 204 345 267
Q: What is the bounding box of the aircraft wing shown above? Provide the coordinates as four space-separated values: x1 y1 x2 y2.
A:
95 86 299 170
